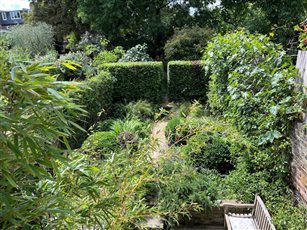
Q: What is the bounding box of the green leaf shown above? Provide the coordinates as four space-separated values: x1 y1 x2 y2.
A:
26 62 41 72
270 105 279 115
2 170 17 188
10 66 17 81
29 165 52 179
6 140 22 156
61 62 77 71
68 120 87 133
47 88 64 99
39 65 57 71
65 60 82 68
47 208 73 214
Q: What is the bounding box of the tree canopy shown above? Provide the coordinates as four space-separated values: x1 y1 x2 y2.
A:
30 0 87 40
29 0 307 54
219 0 307 44
76 0 214 54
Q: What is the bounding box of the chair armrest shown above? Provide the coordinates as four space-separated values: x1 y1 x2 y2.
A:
221 202 255 215
221 203 255 209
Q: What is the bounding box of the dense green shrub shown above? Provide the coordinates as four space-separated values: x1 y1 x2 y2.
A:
69 32 105 56
76 71 115 124
125 100 155 120
168 116 251 171
88 118 151 151
57 51 93 80
295 23 307 50
69 71 115 147
81 131 118 155
35 49 58 63
111 118 151 140
95 118 117 131
203 31 302 176
203 30 304 181
7 47 31 63
82 116 151 156
165 102 210 145
68 32 125 65
93 46 125 66
166 105 250 173
157 151 220 227
271 202 307 230
221 163 284 202
108 101 155 120
35 50 94 81
165 111 306 229
0 33 9 49
182 133 234 174
165 116 186 145
168 61 209 101
101 62 163 103
204 30 302 143
164 26 213 60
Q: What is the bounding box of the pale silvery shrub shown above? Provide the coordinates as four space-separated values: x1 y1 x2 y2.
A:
7 22 54 56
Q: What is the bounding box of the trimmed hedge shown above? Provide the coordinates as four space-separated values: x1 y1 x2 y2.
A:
101 62 163 103
69 70 116 148
167 61 208 101
75 71 115 126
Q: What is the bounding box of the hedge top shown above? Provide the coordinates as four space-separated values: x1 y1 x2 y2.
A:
101 61 163 68
167 60 204 66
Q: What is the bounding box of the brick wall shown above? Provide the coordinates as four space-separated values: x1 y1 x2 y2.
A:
292 121 307 202
291 51 307 203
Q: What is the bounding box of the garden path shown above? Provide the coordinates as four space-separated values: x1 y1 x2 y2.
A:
141 120 169 229
151 120 168 160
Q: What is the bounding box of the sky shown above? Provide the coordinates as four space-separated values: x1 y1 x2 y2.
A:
0 0 29 11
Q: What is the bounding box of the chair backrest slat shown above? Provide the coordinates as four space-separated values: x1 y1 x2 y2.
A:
253 195 276 230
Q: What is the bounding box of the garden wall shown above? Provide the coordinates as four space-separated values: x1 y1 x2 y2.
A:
291 51 307 203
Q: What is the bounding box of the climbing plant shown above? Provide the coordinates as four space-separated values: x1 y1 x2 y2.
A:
204 30 303 144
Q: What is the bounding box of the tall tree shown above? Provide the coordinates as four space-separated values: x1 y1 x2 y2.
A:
219 0 307 45
76 0 214 55
30 0 87 41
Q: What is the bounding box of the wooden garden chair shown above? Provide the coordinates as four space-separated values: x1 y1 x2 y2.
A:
221 195 276 230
